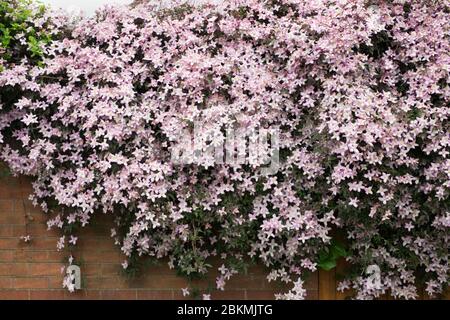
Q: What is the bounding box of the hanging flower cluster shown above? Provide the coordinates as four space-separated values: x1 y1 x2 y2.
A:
0 0 448 299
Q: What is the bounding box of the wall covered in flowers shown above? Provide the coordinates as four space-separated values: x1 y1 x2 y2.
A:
0 0 448 299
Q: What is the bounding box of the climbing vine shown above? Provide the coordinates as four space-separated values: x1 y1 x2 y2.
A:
0 0 448 299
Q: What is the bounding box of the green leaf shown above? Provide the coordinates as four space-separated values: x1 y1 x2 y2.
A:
317 240 348 271
318 259 337 271
330 241 347 259
0 27 11 47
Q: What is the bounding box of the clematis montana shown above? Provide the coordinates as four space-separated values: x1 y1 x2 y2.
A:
0 0 448 299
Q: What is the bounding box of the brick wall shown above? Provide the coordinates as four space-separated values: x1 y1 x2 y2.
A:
0 173 319 300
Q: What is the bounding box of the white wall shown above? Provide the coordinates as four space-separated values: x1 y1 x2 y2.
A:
39 0 228 16
39 0 134 16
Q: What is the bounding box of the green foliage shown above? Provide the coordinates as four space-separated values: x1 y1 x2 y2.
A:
317 239 348 271
0 0 53 68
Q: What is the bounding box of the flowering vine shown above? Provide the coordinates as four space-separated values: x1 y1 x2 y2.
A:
0 0 448 299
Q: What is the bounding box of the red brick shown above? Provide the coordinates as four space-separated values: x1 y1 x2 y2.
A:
0 200 14 213
85 277 129 289
0 250 14 262
13 277 48 289
48 274 64 289
137 290 174 300
25 223 54 236
211 290 246 300
27 237 59 250
101 263 120 276
30 289 66 300
129 276 189 289
78 250 123 263
79 224 114 237
48 276 63 289
0 226 14 237
13 250 51 262
0 238 21 249
18 177 34 194
21 200 44 215
0 186 22 200
79 239 115 251
245 290 277 300
0 263 27 276
0 277 12 288
101 290 137 300
247 265 269 276
28 263 63 276
83 290 103 300
226 275 266 290
77 263 102 277
46 251 64 262
0 213 23 224
262 279 288 291
0 289 29 299
144 262 180 275
64 290 91 300
23 212 48 223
